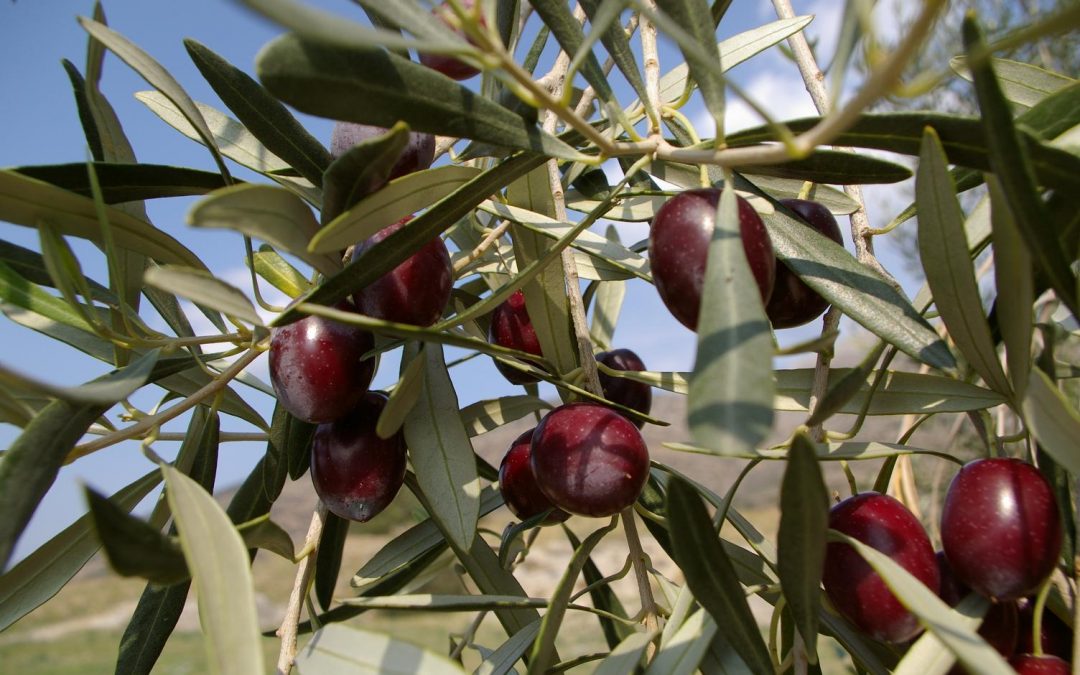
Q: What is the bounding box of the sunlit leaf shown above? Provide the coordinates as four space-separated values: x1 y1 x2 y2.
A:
950 56 1074 109
295 624 465 674
145 266 263 326
988 177 1033 398
688 186 774 454
163 465 264 675
916 128 1009 396
1022 369 1080 477
188 184 341 277
404 344 480 551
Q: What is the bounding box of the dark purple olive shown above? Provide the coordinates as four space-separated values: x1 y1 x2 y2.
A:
595 348 652 427
530 403 649 518
498 429 569 525
487 290 543 384
766 198 844 329
941 458 1062 601
649 188 775 331
269 304 376 424
823 492 939 644
329 121 435 195
418 0 482 80
352 216 452 327
311 392 407 522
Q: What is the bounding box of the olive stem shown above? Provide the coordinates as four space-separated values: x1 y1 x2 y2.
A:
622 508 660 635
65 346 265 463
275 501 328 675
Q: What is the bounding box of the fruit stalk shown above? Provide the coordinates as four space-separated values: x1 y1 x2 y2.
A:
275 501 328 675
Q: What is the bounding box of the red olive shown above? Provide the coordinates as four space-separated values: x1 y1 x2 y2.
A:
766 198 844 329
498 428 569 525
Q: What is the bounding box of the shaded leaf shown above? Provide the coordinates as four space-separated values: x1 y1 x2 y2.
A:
777 433 828 663
596 629 659 675
239 517 296 561
1022 368 1080 478
0 347 160 406
580 0 649 106
78 18 228 177
86 486 188 585
527 519 618 675
256 34 586 161
0 170 207 269
963 18 1078 317
376 346 427 440
728 112 1080 193
647 609 715 675
145 266 262 326
950 56 1074 109
529 0 618 108
757 198 956 370
666 477 774 673
315 512 349 611
831 530 1012 674
185 38 331 187
0 470 160 632
12 162 228 203
0 399 108 567
458 395 550 437
988 177 1033 399
187 184 341 277
321 122 410 224
475 619 541 675
403 344 481 551
273 152 547 326
654 0 727 126
916 128 1009 396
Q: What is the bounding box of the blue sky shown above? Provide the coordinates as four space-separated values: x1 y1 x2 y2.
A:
0 0 918 561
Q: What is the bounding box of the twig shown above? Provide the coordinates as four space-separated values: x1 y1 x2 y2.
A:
639 0 661 133
453 219 512 274
275 501 329 675
622 507 659 634
65 346 265 463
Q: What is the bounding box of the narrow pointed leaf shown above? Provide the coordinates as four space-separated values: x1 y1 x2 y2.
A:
163 464 264 675
688 186 773 454
188 184 341 277
507 168 577 378
475 619 542 675
650 16 813 106
963 18 1078 317
78 18 228 176
0 399 109 568
654 0 727 127
0 170 207 269
564 526 633 649
314 512 349 611
727 112 1080 193
272 152 547 326
295 624 465 674
596 629 659 675
311 166 482 254
527 519 618 675
1022 369 1080 478
0 347 160 406
12 162 228 203
894 594 991 675
916 128 1009 395
529 0 618 106
666 477 774 674
458 395 551 437
256 34 586 161
580 0 649 105
646 609 716 675
376 346 427 439
250 245 310 299
0 470 160 632
86 486 188 584
136 91 289 173
777 433 828 663
185 38 331 187
988 177 1033 398
950 57 1074 109
145 265 262 326
404 344 480 551
758 200 956 370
